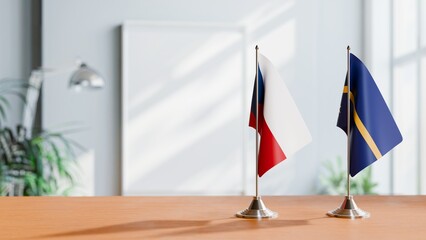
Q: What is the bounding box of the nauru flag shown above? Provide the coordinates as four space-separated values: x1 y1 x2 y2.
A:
337 53 402 177
249 54 312 177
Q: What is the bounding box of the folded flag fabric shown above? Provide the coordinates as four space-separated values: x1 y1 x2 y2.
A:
337 53 403 177
249 54 312 177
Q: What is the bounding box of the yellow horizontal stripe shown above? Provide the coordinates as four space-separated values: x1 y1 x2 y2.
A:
342 86 383 159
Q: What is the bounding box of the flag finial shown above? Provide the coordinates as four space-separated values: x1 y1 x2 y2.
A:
255 45 259 50
347 45 351 51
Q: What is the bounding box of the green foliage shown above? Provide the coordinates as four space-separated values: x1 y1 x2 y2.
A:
0 78 81 196
319 156 378 195
0 125 81 196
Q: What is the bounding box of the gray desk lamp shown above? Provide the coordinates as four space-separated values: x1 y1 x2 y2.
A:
22 61 104 136
69 63 104 90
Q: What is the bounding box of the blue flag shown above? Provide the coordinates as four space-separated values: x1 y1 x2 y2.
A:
337 53 403 177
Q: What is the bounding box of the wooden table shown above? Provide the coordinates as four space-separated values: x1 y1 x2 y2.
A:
1 196 425 239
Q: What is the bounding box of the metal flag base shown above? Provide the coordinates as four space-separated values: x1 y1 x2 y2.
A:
236 196 278 219
327 195 370 219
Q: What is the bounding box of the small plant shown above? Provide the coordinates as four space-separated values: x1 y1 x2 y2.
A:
0 78 81 196
319 156 378 195
0 125 82 196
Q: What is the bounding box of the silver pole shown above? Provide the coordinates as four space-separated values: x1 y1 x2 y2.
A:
326 46 369 218
255 45 259 198
235 45 278 218
346 46 351 197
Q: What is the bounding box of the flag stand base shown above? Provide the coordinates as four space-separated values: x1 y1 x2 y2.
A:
236 196 278 219
327 195 370 219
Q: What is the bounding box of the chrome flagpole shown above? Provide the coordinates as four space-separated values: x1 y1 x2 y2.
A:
327 46 369 219
256 44 260 199
236 45 277 219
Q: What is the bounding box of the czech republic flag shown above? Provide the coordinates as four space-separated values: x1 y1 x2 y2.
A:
249 54 312 177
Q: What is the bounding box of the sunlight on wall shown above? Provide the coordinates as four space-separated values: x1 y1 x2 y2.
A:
172 32 243 79
123 24 245 195
240 0 294 32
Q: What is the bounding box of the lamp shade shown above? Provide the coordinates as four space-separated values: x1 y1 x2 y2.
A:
69 63 104 90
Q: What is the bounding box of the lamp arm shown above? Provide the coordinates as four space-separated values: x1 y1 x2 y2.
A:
22 61 81 136
21 71 43 137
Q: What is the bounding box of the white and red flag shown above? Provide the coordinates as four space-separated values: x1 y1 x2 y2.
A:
249 54 311 177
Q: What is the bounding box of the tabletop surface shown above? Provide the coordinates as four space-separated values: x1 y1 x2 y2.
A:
1 195 425 239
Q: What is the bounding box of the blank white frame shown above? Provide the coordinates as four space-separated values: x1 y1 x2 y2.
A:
121 21 248 195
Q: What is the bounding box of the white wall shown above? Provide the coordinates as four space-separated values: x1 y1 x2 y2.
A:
42 0 363 195
0 0 32 127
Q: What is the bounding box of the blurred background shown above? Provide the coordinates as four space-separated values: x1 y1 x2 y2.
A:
0 0 424 196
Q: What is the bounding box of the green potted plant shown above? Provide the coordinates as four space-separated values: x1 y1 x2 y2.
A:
318 156 378 195
0 79 81 196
